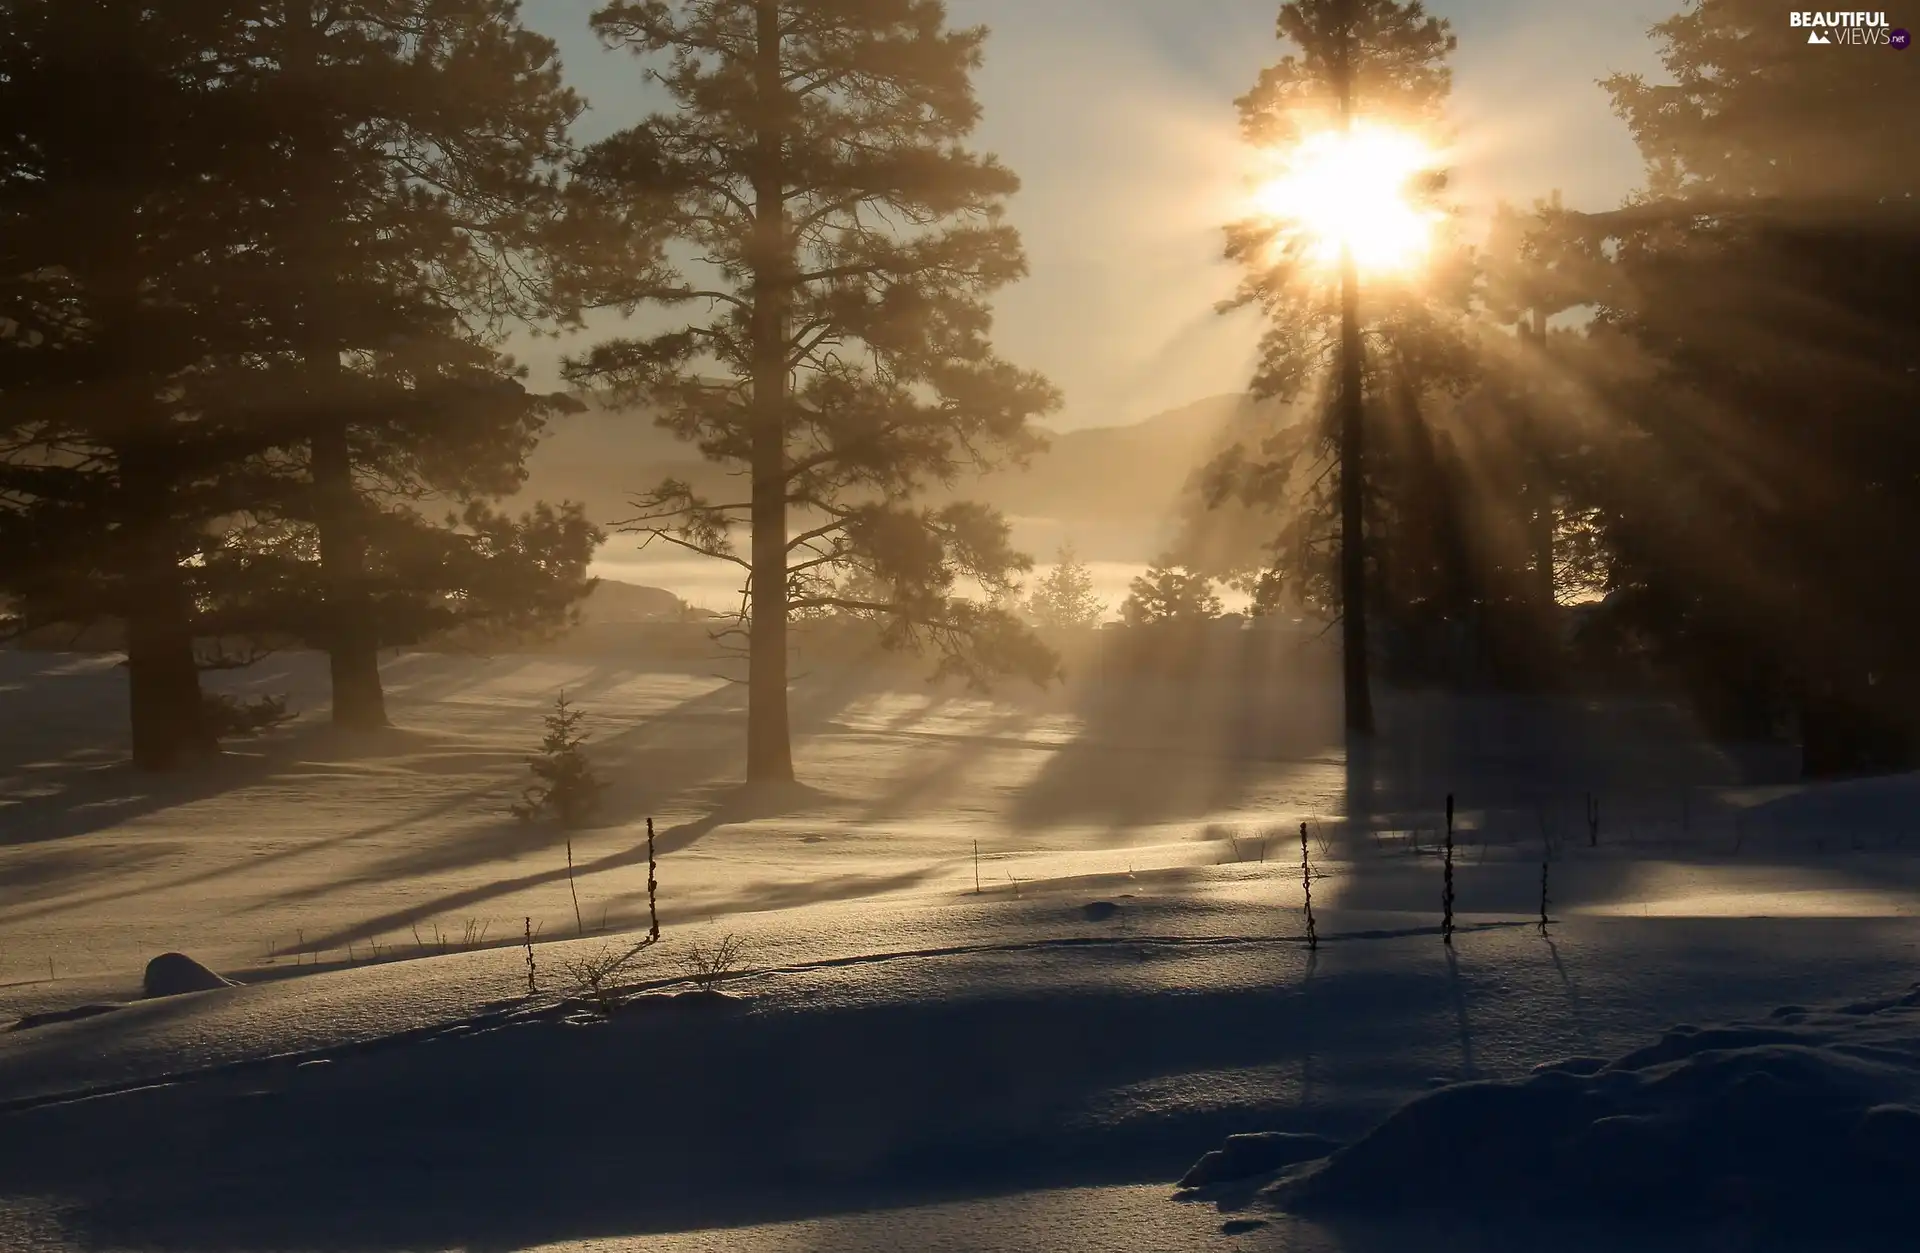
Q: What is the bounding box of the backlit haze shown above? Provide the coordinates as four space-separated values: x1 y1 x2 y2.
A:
516 0 1661 430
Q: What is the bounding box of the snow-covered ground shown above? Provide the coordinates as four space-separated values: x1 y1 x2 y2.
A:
5 646 1920 1251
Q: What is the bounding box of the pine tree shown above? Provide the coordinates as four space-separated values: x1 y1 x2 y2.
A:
1 2 611 764
566 0 1062 783
1579 0 1920 770
1220 0 1467 726
511 691 607 828
222 0 602 728
1026 546 1106 629
0 0 275 768
1121 565 1223 626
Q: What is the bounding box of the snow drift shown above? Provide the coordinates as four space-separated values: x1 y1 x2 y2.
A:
1239 984 1920 1242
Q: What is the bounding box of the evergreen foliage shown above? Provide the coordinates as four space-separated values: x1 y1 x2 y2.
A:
565 0 1061 782
1025 546 1106 629
511 691 607 829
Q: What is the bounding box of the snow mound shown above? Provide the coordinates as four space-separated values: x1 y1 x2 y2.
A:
1256 984 1920 1241
1177 1132 1342 1188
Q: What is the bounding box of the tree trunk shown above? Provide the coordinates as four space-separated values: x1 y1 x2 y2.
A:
745 0 794 783
1334 10 1374 737
125 592 214 771
283 4 387 731
119 442 215 770
1524 316 1557 618
312 415 388 729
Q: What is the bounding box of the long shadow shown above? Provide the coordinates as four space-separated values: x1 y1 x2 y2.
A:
294 779 841 952
1326 687 1807 907
1443 944 1477 1080
326 668 879 894
617 864 946 924
0 651 550 850
859 707 1046 824
2 673 782 928
0 960 1443 1252
1544 934 1598 1054
0 843 177 911
1005 652 1346 835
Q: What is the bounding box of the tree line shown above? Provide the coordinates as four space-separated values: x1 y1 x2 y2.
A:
7 0 1913 784
1176 0 1920 777
1 0 1061 779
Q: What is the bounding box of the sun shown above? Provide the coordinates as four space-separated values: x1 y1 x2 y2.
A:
1250 122 1444 276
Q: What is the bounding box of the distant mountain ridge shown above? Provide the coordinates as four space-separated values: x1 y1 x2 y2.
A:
518 393 1296 556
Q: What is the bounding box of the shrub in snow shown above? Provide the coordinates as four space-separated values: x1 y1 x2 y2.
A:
683 933 747 992
201 691 294 738
510 691 606 829
1251 984 1920 1242
558 941 651 1015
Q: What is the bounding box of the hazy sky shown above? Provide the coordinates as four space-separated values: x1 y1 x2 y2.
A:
515 0 1672 429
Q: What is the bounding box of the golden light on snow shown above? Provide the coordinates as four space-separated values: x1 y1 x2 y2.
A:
1250 122 1445 275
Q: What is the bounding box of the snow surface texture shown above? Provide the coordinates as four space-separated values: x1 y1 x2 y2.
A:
1186 985 1920 1248
6 648 1920 1250
0 644 1862 1005
6 912 1920 1251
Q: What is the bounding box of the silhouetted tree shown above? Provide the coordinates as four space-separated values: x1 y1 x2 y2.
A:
0 0 271 767
567 0 1061 782
0 1 611 764
1121 565 1223 626
1026 546 1106 629
226 0 600 728
512 691 607 828
1581 0 1920 772
1219 0 1467 718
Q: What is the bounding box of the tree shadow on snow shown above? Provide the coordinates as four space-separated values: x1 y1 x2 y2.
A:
292 778 843 952
1005 664 1345 836
0 963 1441 1252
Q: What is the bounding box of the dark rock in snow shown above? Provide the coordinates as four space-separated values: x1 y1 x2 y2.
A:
1082 900 1121 922
8 1002 127 1032
1178 1131 1342 1188
143 952 233 998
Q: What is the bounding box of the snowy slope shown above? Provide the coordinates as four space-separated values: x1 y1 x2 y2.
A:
7 648 1920 1250
5 907 1920 1250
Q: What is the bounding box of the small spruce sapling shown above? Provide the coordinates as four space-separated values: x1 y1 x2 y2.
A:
511 691 607 828
202 691 296 738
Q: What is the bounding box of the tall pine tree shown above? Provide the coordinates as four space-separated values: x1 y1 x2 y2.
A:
1583 0 1920 770
228 0 601 728
0 0 276 767
1215 0 1470 702
568 0 1060 783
